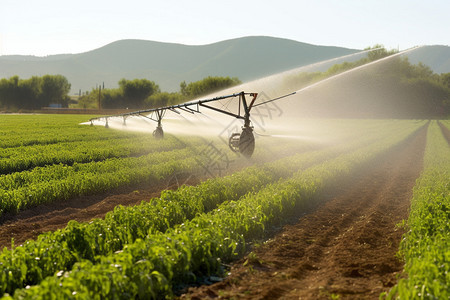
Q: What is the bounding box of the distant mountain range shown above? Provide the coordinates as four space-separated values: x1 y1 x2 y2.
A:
0 36 449 94
0 37 359 94
406 45 450 74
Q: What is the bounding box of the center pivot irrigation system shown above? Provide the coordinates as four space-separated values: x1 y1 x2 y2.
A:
89 91 295 158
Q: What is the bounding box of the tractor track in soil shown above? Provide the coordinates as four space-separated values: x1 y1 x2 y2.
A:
180 125 427 300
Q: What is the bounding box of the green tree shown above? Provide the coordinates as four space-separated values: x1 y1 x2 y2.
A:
0 76 20 109
101 88 124 109
118 78 160 108
365 44 398 62
78 89 100 109
180 76 241 99
145 92 184 108
18 76 42 109
440 73 450 89
39 75 71 107
0 75 71 110
282 46 449 118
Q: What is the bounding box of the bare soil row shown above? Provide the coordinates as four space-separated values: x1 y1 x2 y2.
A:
180 126 427 299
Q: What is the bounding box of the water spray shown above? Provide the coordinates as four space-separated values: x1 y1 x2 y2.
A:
290 46 422 95
87 46 423 158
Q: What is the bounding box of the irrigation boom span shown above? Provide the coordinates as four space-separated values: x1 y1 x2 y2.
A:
89 91 296 158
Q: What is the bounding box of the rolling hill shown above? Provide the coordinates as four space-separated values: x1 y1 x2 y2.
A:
406 45 450 74
0 36 359 94
1 37 448 96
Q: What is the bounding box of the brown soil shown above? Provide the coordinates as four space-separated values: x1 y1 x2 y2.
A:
0 148 291 249
0 141 320 249
0 173 201 249
180 127 427 300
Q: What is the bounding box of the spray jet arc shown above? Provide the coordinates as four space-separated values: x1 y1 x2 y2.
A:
89 91 262 157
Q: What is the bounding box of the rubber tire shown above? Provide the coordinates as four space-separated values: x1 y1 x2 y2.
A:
153 126 164 139
239 128 255 158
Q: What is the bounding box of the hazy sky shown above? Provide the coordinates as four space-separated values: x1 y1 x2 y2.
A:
1 0 448 56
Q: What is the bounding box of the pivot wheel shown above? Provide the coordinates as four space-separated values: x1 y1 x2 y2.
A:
153 126 164 139
228 132 241 153
238 127 255 158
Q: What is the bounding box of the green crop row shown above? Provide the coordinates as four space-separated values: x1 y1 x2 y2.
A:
4 115 388 217
0 135 349 296
386 122 449 299
0 130 330 295
0 142 211 216
0 115 133 148
3 122 424 299
0 121 421 297
0 135 190 175
442 119 450 128
1 117 326 218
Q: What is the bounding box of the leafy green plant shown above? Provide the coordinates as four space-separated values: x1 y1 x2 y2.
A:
386 121 449 299
5 120 423 299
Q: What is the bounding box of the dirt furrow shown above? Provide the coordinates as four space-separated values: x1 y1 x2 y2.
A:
181 127 427 299
0 180 191 248
0 142 319 249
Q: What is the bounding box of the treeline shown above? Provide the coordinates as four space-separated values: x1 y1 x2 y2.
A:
283 45 399 88
375 57 450 117
284 45 450 118
79 76 242 109
0 75 71 110
0 75 241 111
2 47 449 118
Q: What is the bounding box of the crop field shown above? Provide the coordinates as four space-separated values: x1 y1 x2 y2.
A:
0 114 448 299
